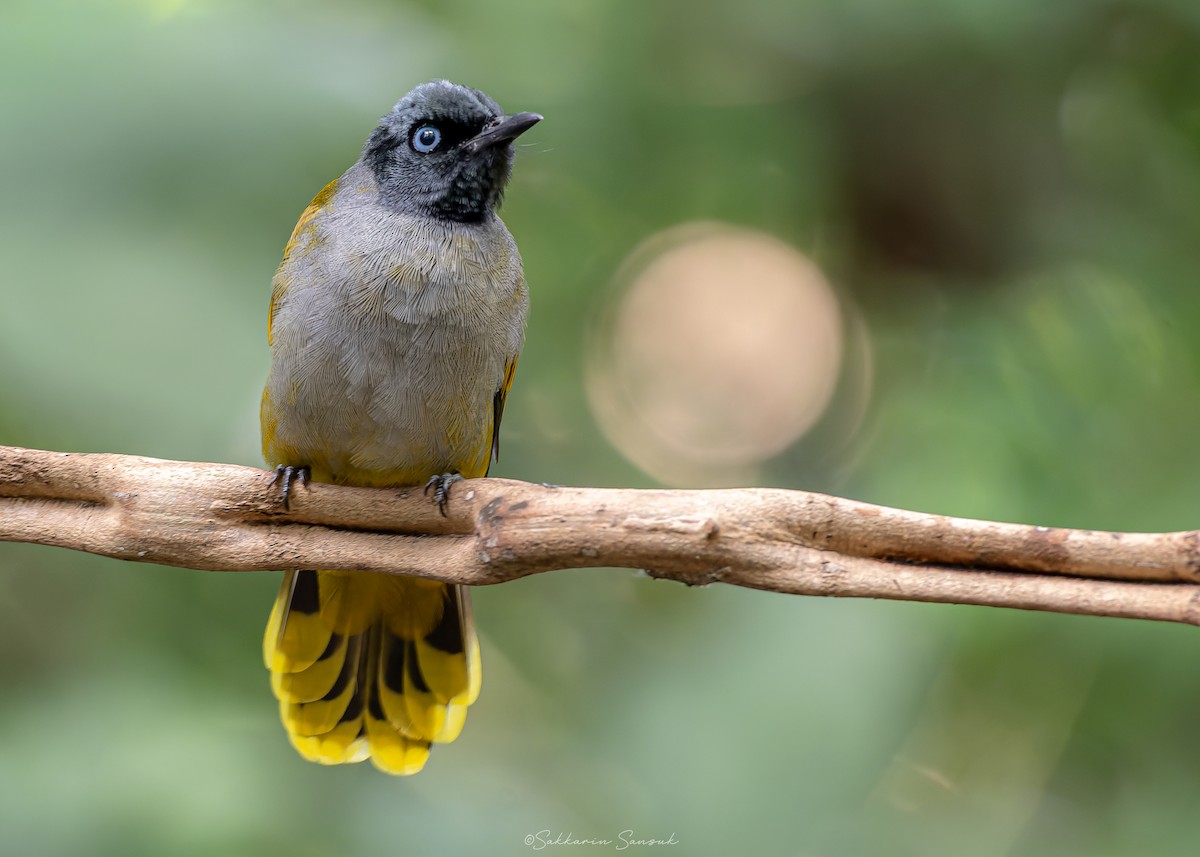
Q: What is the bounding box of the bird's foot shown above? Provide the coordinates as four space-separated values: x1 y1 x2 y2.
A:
423 471 464 517
271 464 310 511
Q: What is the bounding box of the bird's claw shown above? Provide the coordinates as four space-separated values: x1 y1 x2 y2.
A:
423 471 464 517
271 464 310 511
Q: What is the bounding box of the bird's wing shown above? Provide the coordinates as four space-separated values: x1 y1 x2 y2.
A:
267 177 340 345
490 352 520 468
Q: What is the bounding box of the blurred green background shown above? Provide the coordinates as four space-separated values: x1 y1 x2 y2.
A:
4 0 1200 854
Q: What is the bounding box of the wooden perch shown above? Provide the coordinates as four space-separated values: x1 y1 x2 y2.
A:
2 443 1200 626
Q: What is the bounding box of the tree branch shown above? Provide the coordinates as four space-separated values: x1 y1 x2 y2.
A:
2 444 1199 626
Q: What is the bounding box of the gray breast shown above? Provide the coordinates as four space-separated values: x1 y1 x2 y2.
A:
264 168 527 481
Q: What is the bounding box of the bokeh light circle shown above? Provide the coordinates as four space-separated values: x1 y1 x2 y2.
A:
586 222 844 486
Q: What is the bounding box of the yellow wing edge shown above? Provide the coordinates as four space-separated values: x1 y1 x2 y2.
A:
267 177 340 345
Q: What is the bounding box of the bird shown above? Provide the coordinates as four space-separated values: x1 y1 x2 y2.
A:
259 80 540 774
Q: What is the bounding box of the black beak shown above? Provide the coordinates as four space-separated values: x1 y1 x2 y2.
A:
463 112 543 154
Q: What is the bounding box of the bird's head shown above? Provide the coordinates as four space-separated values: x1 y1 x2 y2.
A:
364 80 541 223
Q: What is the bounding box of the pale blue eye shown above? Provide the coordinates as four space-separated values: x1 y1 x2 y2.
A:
411 125 442 153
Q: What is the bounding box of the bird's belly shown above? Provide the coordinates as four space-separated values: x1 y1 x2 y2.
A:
263 317 498 487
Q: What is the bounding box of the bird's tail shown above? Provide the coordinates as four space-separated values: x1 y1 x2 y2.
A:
263 569 481 775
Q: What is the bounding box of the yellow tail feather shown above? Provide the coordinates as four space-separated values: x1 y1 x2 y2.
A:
289 722 370 766
271 632 348 703
263 569 480 774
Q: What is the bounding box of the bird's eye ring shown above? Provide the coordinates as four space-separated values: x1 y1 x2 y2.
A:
411 124 442 153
